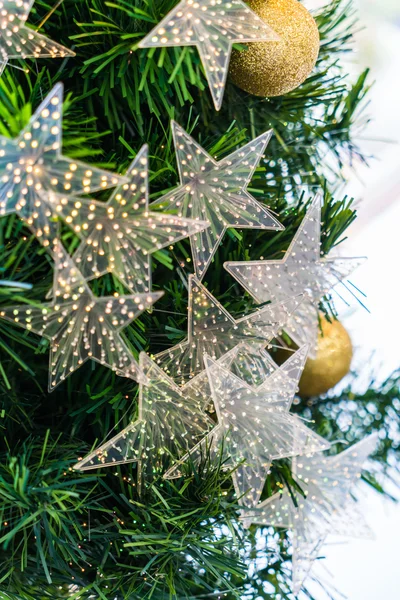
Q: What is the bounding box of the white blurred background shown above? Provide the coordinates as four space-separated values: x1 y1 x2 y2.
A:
302 1 400 598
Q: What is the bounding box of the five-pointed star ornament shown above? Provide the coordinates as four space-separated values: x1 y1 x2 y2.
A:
0 0 75 72
154 274 303 386
53 144 209 293
138 0 280 110
225 195 365 358
241 434 378 595
181 339 309 413
73 352 214 494
164 350 330 508
151 122 284 280
0 243 163 391
0 83 127 247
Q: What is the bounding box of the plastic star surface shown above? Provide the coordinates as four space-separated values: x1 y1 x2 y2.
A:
0 0 74 70
0 83 127 246
164 349 330 507
138 0 280 110
0 243 163 391
152 122 283 279
53 144 209 293
73 352 214 493
225 196 364 357
154 274 302 386
241 434 378 594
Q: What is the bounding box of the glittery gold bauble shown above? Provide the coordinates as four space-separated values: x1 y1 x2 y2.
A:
299 317 353 398
229 0 320 97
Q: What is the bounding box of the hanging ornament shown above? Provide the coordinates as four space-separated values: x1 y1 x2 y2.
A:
152 121 283 280
0 84 126 247
74 352 214 494
138 0 280 110
225 195 364 358
154 274 302 386
298 316 353 397
242 434 378 595
229 0 320 97
0 0 75 74
0 242 163 391
164 348 329 508
54 145 209 293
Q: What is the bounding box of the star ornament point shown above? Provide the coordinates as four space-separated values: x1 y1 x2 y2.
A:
241 433 378 593
0 244 163 391
138 0 280 110
225 195 365 357
0 83 127 245
152 122 283 279
164 346 330 507
54 144 209 292
73 352 213 493
0 0 75 66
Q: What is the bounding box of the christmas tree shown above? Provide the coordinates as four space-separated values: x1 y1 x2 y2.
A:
0 0 398 598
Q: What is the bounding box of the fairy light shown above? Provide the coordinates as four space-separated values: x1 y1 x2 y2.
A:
138 0 280 110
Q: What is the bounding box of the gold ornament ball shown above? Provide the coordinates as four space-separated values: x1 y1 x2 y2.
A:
229 0 320 97
299 317 353 398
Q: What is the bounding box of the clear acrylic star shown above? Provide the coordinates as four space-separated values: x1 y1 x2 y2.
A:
73 352 214 493
0 0 74 69
138 0 280 110
154 274 302 386
0 243 162 391
241 434 378 594
0 83 127 247
225 195 364 357
182 340 309 412
151 122 283 279
52 144 209 293
164 348 330 507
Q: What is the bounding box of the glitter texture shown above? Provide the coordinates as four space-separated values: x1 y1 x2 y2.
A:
229 0 320 97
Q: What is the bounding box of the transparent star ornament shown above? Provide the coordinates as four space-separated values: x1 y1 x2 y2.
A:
241 433 378 594
154 274 303 385
182 340 309 412
0 0 75 72
0 83 127 246
164 350 330 507
151 122 283 280
0 243 163 391
138 0 280 110
74 352 214 494
52 144 209 293
225 195 365 357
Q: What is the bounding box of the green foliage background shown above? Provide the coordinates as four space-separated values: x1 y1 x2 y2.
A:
0 0 398 598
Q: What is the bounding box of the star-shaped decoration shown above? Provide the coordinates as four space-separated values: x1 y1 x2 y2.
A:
138 0 280 110
73 352 214 493
53 144 209 293
0 243 163 391
154 274 302 386
151 122 283 279
164 349 330 507
0 83 127 246
0 0 75 70
241 434 378 594
225 195 365 357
